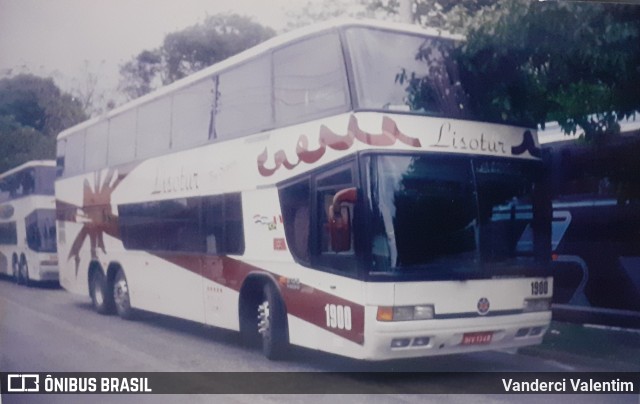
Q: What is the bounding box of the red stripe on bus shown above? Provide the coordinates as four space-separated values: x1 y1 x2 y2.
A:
158 253 365 345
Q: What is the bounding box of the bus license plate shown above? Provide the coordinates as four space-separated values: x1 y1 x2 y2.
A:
461 332 493 345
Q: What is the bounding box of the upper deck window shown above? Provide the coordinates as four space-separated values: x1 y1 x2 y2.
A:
85 120 108 171
172 79 216 148
346 27 476 121
63 132 85 177
137 97 171 159
0 165 56 202
108 110 137 166
34 166 55 195
274 32 349 126
215 55 272 139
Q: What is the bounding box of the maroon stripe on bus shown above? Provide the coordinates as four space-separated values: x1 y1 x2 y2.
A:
157 253 365 345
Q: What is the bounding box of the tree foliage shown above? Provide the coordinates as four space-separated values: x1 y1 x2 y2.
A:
0 125 56 172
119 50 164 100
458 1 640 142
365 0 494 32
70 60 116 117
0 74 86 171
368 0 640 142
120 14 275 99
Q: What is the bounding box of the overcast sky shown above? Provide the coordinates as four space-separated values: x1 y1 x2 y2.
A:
0 0 316 104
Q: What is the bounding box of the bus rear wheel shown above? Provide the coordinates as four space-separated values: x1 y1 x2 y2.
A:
257 282 289 360
89 269 114 314
113 269 135 320
19 256 30 287
12 255 19 284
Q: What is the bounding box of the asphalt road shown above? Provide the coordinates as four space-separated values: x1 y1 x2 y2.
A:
0 278 637 403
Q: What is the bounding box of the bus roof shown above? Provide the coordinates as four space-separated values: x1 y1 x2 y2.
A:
57 19 462 141
0 160 56 180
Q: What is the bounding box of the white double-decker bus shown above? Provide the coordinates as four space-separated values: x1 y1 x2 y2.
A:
0 160 58 285
55 20 552 360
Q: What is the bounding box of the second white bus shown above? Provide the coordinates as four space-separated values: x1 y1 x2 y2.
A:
0 160 58 285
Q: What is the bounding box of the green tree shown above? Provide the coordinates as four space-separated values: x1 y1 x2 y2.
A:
0 74 86 171
70 60 117 117
0 125 56 172
368 0 640 142
119 50 164 100
365 0 495 33
119 14 275 99
0 74 86 137
458 1 640 142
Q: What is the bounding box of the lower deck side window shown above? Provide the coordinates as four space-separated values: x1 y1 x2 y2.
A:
119 193 244 255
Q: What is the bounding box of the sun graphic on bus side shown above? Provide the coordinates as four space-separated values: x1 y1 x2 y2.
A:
67 169 125 276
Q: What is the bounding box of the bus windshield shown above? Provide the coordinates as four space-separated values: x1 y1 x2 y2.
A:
26 209 57 253
365 154 546 279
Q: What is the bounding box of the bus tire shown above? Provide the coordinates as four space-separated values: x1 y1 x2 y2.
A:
238 278 262 348
113 269 135 320
239 306 261 348
12 254 19 284
258 282 289 360
19 255 30 287
89 268 114 315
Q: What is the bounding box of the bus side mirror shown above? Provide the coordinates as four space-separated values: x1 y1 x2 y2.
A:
329 187 357 253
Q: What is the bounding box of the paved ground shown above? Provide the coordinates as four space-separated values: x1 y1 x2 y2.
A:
521 320 640 371
0 277 638 403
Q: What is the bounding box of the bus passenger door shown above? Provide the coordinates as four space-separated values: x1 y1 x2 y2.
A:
313 163 359 275
201 255 226 326
312 164 366 351
199 193 243 329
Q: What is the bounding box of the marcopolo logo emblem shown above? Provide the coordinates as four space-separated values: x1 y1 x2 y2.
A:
477 297 490 315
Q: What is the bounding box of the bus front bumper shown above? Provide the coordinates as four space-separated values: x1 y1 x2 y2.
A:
36 261 59 282
362 310 551 360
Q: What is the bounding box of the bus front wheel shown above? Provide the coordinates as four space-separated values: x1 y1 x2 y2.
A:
257 282 289 360
113 269 134 320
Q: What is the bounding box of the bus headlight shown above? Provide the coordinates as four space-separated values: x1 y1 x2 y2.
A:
523 298 551 313
377 305 435 321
